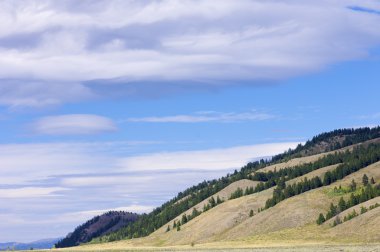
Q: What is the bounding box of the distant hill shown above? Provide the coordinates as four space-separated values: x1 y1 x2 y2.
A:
55 211 139 248
0 238 60 250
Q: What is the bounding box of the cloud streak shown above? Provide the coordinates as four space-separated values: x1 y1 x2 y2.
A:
120 142 300 171
31 114 117 135
126 110 275 123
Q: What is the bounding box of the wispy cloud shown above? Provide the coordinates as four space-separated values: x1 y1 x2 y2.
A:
0 1 379 106
126 110 275 123
30 114 117 135
0 187 69 198
119 142 300 171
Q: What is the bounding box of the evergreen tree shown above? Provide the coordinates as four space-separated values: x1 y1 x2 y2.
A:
338 197 346 212
166 225 170 232
181 214 188 225
216 196 223 204
316 213 326 225
177 223 181 231
362 174 369 186
249 209 254 217
350 179 357 191
371 177 376 184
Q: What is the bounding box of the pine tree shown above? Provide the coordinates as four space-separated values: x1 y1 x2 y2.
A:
371 177 376 184
249 209 254 217
166 225 170 232
177 223 181 231
350 179 357 191
209 196 216 207
338 197 346 212
316 213 326 225
216 195 223 204
362 174 369 186
181 214 188 225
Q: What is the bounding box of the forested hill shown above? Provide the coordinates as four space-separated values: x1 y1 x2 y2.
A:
57 126 380 248
100 127 380 242
55 211 138 248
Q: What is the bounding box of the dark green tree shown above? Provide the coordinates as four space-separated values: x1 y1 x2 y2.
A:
181 214 188 225
316 213 326 225
371 177 376 184
362 174 369 186
338 197 346 212
249 209 254 217
350 179 357 191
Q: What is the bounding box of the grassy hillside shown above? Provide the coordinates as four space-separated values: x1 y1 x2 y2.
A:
53 127 380 250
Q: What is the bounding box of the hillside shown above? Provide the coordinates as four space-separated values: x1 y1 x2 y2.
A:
55 211 139 248
52 127 380 250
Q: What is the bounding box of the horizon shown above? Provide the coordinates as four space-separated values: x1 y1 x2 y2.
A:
0 0 380 243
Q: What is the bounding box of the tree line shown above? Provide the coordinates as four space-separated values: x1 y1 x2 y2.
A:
264 144 380 210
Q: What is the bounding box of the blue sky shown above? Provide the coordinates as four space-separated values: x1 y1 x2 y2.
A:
0 0 380 243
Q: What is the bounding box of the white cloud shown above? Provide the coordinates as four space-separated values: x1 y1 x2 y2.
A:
126 110 274 123
120 142 300 171
31 114 117 135
74 205 155 217
0 1 379 106
0 187 69 198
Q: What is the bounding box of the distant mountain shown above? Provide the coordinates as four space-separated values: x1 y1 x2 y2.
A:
55 211 139 248
0 238 61 250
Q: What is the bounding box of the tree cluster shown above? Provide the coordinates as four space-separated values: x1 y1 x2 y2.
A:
317 182 380 225
265 144 380 211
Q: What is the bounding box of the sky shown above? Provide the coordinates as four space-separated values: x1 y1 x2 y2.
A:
0 0 380 243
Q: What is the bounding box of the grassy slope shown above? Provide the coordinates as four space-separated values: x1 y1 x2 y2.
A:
49 139 380 251
78 161 380 249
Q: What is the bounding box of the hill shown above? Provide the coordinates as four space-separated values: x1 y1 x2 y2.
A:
52 126 380 250
0 238 60 251
55 211 139 248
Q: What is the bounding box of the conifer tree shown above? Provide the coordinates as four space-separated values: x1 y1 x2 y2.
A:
249 209 254 217
350 179 357 191
371 177 376 184
362 174 369 186
316 213 326 225
181 214 188 225
216 195 223 204
338 197 346 212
